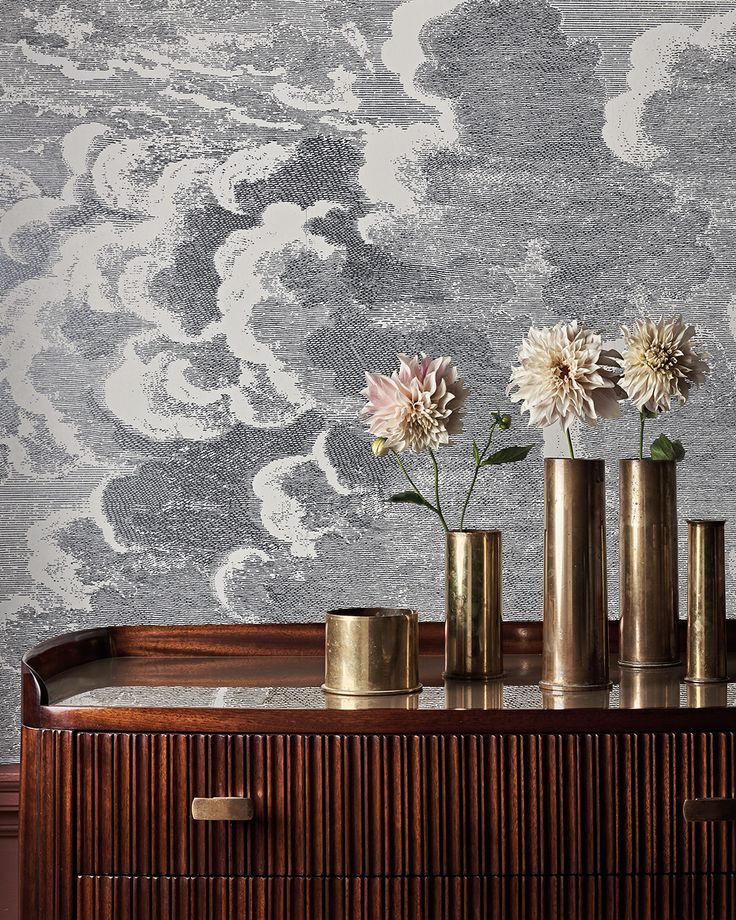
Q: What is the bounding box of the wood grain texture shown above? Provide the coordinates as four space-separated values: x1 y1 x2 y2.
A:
21 728 76 920
75 730 736 878
75 875 736 920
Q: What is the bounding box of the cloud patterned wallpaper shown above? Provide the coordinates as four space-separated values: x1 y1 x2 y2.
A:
2 0 736 760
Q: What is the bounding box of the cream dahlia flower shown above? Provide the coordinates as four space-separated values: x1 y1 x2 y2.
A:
620 316 709 413
361 353 469 453
507 321 622 432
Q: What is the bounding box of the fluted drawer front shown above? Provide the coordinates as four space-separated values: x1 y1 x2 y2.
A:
76 731 736 877
76 875 736 920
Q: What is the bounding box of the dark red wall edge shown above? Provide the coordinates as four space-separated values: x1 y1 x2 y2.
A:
0 763 20 920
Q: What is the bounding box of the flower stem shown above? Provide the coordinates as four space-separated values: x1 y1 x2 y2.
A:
392 451 446 531
393 452 435 511
428 448 449 532
459 421 498 531
566 428 575 460
639 411 645 461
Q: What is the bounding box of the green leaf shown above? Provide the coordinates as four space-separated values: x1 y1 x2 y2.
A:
480 445 535 467
641 407 659 420
650 435 686 462
387 491 434 509
472 440 480 465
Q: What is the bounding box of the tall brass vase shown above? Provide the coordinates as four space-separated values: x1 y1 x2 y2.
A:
618 459 679 668
541 458 610 691
445 530 503 679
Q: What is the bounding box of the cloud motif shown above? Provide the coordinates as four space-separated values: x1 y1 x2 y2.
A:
1 0 736 766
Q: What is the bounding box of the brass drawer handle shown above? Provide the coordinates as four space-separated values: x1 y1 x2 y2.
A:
191 797 254 821
684 798 736 822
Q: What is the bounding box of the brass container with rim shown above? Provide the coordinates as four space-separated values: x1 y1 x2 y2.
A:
444 530 503 679
322 607 421 696
619 459 680 668
540 458 610 691
686 519 727 684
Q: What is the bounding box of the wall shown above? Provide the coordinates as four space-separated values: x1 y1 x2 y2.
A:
1 0 736 762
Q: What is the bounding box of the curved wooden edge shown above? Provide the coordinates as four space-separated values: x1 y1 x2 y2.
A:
31 700 736 736
19 619 736 730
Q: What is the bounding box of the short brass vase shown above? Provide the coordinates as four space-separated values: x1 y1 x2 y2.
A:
444 530 503 679
541 458 610 691
619 459 679 668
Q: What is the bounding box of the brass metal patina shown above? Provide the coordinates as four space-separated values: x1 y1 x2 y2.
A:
540 458 610 691
686 519 727 684
444 530 503 680
322 607 421 696
619 459 680 668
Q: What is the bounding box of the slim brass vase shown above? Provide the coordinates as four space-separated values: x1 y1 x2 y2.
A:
540 458 610 691
685 520 727 684
619 459 679 668
444 530 503 679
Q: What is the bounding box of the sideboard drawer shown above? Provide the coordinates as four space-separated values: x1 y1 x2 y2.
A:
76 731 736 877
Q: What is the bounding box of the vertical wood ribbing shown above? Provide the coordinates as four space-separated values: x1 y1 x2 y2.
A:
74 730 736 878
75 875 736 920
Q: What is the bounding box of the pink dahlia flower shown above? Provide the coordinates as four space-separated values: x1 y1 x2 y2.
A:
361 353 469 454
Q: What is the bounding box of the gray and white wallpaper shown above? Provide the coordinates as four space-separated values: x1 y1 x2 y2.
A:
2 0 736 760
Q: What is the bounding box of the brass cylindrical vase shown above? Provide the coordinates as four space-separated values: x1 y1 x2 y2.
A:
619 459 679 668
685 520 727 684
540 458 610 691
322 608 421 695
444 530 502 679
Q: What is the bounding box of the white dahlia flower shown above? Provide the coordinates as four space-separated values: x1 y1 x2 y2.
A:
620 316 709 413
507 321 622 432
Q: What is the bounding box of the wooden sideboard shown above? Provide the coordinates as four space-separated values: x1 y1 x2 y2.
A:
19 622 736 920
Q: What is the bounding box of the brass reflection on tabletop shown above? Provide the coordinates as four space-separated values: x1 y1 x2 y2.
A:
542 687 610 710
687 681 728 708
618 459 680 668
324 691 420 710
322 607 421 696
541 459 610 691
619 665 681 709
444 677 503 710
445 530 503 680
686 520 727 684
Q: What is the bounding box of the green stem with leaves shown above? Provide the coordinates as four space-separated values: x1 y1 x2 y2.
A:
566 429 575 460
639 411 646 460
459 420 498 531
391 450 447 531
428 448 449 532
392 452 434 506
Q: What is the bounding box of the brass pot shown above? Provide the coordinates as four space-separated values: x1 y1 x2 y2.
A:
322 608 421 695
685 519 727 683
444 530 503 679
540 458 610 691
619 459 680 668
